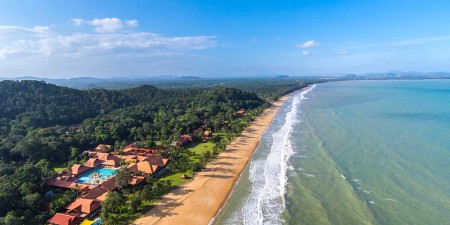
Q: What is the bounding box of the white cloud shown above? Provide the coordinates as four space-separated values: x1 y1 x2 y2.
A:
31 26 51 34
90 18 124 33
71 17 139 33
126 20 138 28
302 50 311 56
0 25 51 36
34 32 216 57
72 18 85 26
297 40 319 48
0 18 219 76
0 47 20 59
336 50 350 55
0 21 216 60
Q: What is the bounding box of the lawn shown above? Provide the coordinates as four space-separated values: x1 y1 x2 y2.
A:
159 170 192 187
186 141 215 163
51 163 67 172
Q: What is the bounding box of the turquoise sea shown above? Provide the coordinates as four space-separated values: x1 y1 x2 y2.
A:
212 80 450 225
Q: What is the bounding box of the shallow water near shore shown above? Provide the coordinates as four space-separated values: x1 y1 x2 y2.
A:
212 80 450 225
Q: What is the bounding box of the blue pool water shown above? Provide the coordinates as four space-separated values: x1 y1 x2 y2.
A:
75 168 116 185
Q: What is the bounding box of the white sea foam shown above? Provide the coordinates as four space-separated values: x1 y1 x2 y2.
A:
238 85 316 225
303 173 316 178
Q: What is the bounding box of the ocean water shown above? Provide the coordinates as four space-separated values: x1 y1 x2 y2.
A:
212 80 450 225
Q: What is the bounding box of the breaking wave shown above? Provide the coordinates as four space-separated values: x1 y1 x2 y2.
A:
240 85 315 225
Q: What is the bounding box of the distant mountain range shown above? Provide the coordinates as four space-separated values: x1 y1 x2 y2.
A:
347 71 450 79
1 72 449 89
0 75 207 89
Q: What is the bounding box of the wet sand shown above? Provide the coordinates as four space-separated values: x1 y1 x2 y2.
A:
133 95 291 225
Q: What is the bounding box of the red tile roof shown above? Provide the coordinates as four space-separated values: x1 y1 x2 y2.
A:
100 177 117 192
83 158 103 167
117 155 137 163
71 164 91 175
47 179 76 189
94 144 112 151
136 161 157 174
47 213 82 225
127 163 139 175
204 130 212 137
136 156 149 162
236 108 247 115
83 186 107 200
94 152 115 161
102 159 119 167
144 155 169 167
177 134 196 147
66 198 101 214
129 177 145 185
135 155 168 174
122 145 157 154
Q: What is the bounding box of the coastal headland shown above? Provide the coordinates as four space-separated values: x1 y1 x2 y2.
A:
133 94 292 225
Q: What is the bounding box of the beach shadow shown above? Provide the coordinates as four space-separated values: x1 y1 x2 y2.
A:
171 187 194 196
203 167 235 174
134 198 181 223
225 147 249 153
245 128 257 133
217 156 241 160
200 174 234 179
209 161 234 166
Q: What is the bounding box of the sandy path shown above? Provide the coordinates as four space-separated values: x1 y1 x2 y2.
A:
133 95 291 225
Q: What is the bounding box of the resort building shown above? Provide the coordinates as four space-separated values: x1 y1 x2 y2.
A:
71 164 91 176
235 108 247 117
66 198 102 216
83 158 102 168
92 144 112 152
176 134 196 147
122 144 158 156
47 144 169 225
203 130 213 140
48 213 83 225
82 186 107 201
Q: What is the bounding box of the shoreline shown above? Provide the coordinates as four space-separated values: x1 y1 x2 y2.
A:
133 93 293 225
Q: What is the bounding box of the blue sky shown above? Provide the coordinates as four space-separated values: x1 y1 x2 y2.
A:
1 0 450 78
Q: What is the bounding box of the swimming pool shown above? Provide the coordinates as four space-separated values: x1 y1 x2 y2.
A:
75 168 116 185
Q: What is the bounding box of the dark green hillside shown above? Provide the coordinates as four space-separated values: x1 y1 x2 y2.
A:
0 80 136 131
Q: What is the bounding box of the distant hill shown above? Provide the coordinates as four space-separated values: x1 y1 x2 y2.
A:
0 75 207 89
275 75 290 79
181 76 202 79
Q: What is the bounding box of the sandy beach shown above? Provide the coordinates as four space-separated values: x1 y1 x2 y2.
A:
133 94 291 225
